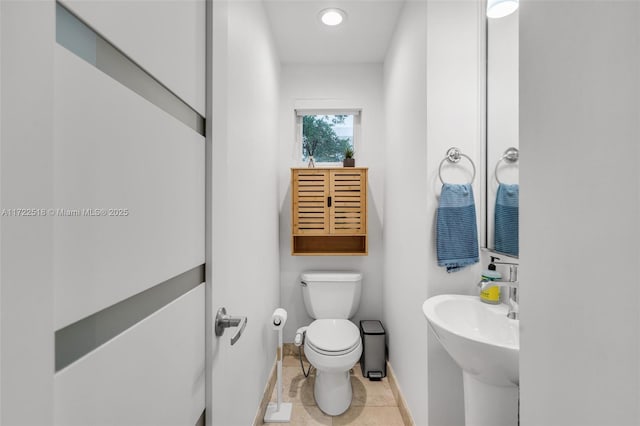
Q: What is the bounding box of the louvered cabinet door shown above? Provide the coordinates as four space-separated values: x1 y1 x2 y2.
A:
292 169 330 235
330 169 367 235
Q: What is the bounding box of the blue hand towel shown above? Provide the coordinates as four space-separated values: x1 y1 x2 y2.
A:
437 184 479 273
494 183 519 257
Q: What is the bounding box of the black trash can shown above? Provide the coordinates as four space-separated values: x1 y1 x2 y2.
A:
359 320 386 380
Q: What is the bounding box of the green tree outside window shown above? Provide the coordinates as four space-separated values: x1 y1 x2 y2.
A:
302 115 353 163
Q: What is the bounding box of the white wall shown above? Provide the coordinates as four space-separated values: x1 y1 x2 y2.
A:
278 64 385 342
383 1 483 425
519 2 640 425
209 2 281 425
425 2 483 425
424 0 483 284
383 3 429 424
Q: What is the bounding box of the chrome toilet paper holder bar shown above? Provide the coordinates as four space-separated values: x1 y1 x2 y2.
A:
215 307 247 346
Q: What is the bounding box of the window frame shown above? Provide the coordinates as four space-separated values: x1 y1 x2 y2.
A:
295 109 362 167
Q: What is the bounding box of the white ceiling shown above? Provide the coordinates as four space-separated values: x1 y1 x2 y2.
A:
264 1 405 64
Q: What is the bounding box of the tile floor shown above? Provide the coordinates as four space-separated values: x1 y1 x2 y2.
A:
263 354 406 426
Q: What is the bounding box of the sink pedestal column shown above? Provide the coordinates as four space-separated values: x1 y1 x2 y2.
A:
463 372 518 426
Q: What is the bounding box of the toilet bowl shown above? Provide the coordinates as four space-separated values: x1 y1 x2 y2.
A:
304 319 362 415
299 271 363 415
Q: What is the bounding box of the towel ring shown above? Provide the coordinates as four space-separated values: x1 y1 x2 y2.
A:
438 147 476 185
495 147 519 185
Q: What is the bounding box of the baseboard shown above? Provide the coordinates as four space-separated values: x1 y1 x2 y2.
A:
252 360 277 426
387 361 416 426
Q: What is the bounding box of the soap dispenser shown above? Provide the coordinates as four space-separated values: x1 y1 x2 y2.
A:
480 256 502 304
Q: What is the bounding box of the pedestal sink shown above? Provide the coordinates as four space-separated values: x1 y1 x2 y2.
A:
422 295 519 426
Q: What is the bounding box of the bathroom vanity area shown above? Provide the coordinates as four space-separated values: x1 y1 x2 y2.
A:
424 2 520 426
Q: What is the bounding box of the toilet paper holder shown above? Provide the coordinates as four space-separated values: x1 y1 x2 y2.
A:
215 307 247 346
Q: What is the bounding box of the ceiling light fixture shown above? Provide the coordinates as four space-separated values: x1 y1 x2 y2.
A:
319 8 346 26
487 0 518 18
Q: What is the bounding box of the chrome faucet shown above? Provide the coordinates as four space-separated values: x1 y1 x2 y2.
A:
478 262 519 320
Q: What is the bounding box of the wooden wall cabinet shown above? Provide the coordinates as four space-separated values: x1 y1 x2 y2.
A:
291 167 368 255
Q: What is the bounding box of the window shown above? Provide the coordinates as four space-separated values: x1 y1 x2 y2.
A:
296 110 360 165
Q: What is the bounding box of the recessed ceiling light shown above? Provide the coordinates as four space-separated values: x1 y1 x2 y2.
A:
319 8 346 26
487 0 518 18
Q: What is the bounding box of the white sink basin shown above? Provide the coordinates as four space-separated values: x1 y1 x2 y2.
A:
423 294 519 426
422 294 518 385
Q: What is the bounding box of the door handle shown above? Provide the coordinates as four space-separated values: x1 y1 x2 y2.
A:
327 196 332 207
215 307 247 346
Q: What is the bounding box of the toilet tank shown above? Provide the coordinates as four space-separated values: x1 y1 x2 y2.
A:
300 271 362 319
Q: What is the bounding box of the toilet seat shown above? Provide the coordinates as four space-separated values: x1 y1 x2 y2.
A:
305 319 360 356
303 319 363 416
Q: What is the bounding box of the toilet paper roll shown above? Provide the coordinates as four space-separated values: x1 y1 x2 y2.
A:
272 308 288 330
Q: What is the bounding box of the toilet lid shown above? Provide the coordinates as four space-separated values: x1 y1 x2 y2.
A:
306 319 360 353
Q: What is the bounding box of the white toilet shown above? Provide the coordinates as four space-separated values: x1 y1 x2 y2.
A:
300 271 363 416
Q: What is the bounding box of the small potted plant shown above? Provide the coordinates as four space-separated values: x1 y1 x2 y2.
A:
343 147 355 167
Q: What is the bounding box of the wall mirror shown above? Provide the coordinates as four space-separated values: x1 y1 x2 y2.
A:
484 7 519 258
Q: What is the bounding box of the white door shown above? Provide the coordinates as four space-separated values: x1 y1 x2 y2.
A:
1 1 208 425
